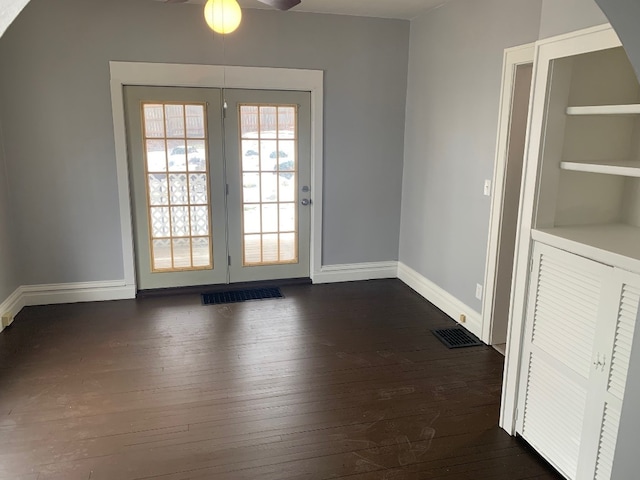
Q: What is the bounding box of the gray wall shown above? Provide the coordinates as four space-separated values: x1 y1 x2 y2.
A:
399 0 542 310
0 115 19 301
596 0 640 76
539 0 607 39
0 0 409 286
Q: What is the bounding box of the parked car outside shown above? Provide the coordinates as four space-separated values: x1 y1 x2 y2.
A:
274 159 295 179
169 145 205 171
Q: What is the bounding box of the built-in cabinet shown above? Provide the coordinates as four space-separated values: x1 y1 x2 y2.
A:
507 25 640 480
517 243 639 479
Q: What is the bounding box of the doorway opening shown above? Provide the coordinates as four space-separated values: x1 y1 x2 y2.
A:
482 45 535 353
124 86 312 291
109 63 324 295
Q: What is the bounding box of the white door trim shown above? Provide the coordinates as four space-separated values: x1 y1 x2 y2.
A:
109 62 324 290
481 43 535 344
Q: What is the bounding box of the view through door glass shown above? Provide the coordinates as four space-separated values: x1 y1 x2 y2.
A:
239 104 298 265
125 87 312 289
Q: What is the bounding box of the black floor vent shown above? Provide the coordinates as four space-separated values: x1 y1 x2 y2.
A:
202 287 283 305
432 328 483 349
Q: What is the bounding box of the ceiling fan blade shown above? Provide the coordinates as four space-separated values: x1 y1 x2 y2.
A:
256 0 301 11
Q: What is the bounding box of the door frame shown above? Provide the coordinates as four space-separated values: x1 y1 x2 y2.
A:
481 42 535 345
109 62 324 290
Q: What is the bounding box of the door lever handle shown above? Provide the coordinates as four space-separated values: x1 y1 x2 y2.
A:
593 353 607 372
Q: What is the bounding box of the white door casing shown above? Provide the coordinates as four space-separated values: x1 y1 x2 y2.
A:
110 62 324 291
482 42 535 346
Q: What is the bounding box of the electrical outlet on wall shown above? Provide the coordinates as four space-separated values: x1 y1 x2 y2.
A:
1 313 14 328
475 284 483 300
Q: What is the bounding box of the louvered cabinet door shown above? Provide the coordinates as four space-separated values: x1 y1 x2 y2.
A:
516 242 611 480
579 270 640 480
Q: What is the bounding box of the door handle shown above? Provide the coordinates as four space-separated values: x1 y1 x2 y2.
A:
593 353 607 372
301 198 311 206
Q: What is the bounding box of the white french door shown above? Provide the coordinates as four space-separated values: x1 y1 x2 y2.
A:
124 86 311 290
224 89 311 283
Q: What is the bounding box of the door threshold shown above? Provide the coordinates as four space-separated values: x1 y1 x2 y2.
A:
136 277 312 298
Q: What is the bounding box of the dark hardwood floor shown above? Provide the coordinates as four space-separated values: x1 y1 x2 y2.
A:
0 279 561 479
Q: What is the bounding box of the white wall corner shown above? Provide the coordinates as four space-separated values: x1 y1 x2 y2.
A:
312 261 398 284
397 262 483 339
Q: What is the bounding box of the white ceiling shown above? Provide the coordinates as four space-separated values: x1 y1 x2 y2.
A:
178 0 448 20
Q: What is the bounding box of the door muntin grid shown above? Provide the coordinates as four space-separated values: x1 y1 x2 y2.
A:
239 104 299 266
142 102 213 272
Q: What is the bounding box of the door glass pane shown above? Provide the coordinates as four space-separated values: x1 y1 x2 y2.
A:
243 205 260 234
142 102 213 271
259 106 278 139
243 173 260 203
148 174 169 206
242 140 260 170
143 105 165 138
152 239 172 269
238 104 299 266
279 233 296 262
146 140 167 172
262 234 279 262
165 105 185 138
187 140 206 172
244 234 262 264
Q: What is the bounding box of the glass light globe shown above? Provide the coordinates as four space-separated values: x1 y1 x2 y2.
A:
204 0 242 34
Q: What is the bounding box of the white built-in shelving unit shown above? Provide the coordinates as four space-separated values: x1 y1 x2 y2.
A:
504 26 640 480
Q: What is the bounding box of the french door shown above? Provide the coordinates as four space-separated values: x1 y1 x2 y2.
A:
124 86 311 290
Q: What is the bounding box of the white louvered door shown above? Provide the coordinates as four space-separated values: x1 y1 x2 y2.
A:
578 270 640 480
517 242 640 480
517 242 610 479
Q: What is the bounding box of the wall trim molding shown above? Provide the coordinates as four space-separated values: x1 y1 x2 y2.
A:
20 280 136 306
0 280 135 331
397 262 482 338
312 261 398 284
0 286 24 332
1 264 484 345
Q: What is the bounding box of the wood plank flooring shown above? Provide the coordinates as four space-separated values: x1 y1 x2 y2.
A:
0 279 561 479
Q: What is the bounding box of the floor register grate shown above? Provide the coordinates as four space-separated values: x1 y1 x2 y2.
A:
202 287 283 305
432 328 483 349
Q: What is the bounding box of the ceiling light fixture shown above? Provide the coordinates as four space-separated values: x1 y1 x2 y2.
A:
204 0 242 34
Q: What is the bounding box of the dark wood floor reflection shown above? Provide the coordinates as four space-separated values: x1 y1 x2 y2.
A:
0 279 560 479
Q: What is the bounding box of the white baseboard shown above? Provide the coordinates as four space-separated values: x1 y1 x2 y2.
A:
397 262 482 339
1 265 483 342
20 280 136 306
0 280 136 331
0 286 25 333
313 261 398 284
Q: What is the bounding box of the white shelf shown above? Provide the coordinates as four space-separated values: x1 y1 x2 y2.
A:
566 104 640 115
560 160 640 177
532 224 640 272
